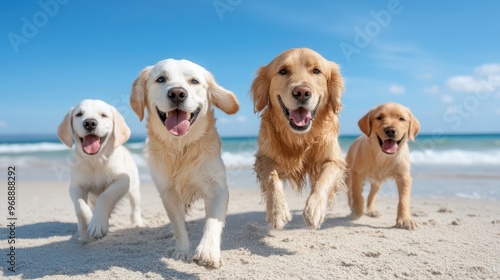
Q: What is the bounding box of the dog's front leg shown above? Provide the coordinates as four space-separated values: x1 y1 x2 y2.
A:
255 156 291 230
395 174 416 230
193 173 229 269
366 182 382 218
87 174 129 239
349 171 365 220
69 185 93 243
161 188 190 261
304 161 344 229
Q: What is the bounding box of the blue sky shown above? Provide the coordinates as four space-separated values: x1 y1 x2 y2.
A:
1 0 499 137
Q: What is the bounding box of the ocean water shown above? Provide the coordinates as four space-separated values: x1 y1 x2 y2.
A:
1 134 499 200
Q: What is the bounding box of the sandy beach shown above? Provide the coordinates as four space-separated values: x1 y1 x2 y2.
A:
0 181 499 279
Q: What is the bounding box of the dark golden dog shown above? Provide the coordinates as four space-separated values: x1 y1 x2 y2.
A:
346 102 420 230
251 48 346 229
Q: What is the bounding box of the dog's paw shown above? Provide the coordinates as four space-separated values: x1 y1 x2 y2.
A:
78 230 93 244
366 209 381 218
266 206 292 230
395 218 416 230
303 195 326 229
169 249 190 262
87 216 109 239
168 239 190 262
132 215 144 228
193 244 221 269
303 205 325 229
350 212 363 220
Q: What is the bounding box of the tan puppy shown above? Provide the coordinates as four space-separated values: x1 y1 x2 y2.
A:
251 48 346 230
130 59 239 268
58 99 143 243
346 102 420 230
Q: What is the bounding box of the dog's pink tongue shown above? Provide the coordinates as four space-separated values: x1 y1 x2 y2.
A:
82 135 100 155
165 110 190 136
289 107 312 127
382 139 398 154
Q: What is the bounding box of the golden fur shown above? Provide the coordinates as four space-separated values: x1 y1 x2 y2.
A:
251 48 346 230
130 59 239 268
346 102 420 230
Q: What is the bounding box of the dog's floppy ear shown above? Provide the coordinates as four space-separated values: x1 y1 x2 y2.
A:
327 61 345 114
130 66 152 121
408 108 420 141
57 108 74 148
358 109 372 137
250 66 270 113
111 105 131 147
206 71 239 115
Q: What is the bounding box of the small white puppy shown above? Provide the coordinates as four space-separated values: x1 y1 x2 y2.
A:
130 59 239 268
58 99 143 243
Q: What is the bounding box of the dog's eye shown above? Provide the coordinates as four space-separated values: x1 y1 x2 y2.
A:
75 112 83 117
376 116 383 121
313 68 321 74
279 69 288 75
399 117 406 122
101 114 108 118
190 79 199 85
156 76 165 83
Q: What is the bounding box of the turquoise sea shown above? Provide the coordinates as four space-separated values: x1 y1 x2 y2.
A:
1 134 499 200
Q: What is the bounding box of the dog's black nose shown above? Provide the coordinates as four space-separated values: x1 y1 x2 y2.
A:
83 118 98 131
168 87 188 104
292 86 311 103
384 126 397 138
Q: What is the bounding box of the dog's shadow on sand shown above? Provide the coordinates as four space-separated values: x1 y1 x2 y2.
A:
3 209 383 279
2 211 295 279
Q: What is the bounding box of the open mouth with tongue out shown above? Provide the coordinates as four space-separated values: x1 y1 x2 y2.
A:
278 95 319 132
80 134 107 155
156 106 201 136
377 134 404 155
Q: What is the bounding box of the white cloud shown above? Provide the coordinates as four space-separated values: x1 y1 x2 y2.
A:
488 74 500 88
424 85 440 95
447 63 500 93
389 84 405 95
0 120 7 128
218 115 248 124
446 75 496 93
474 63 500 76
441 94 454 104
236 116 248 123
218 118 231 124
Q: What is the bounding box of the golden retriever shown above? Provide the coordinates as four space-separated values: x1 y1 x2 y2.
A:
346 102 420 230
251 48 346 230
57 99 143 243
130 59 239 268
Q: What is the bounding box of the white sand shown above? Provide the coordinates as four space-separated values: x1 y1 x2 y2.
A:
1 181 499 279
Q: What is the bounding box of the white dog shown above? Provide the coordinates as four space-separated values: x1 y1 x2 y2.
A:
130 59 239 268
58 99 143 243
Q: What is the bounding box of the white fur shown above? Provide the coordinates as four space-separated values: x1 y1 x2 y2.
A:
130 59 239 268
57 99 143 243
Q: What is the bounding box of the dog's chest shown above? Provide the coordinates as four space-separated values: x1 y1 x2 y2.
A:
72 159 115 192
365 153 402 183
